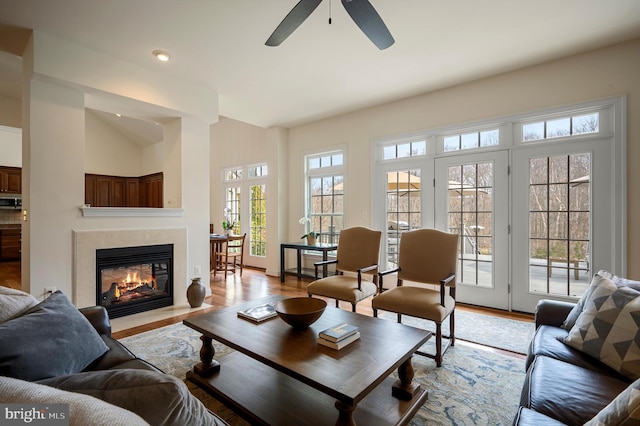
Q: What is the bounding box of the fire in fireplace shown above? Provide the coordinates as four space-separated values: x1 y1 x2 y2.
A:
96 244 174 318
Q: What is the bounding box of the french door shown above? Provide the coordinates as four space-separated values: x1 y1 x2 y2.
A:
374 99 624 313
511 139 615 312
435 151 509 310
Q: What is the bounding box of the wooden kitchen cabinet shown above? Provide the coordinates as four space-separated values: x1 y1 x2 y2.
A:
85 172 163 208
140 172 163 208
0 166 21 194
125 178 140 207
0 228 21 261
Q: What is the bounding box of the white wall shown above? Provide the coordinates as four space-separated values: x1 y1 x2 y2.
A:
84 109 143 176
285 38 640 279
0 96 21 128
0 124 21 166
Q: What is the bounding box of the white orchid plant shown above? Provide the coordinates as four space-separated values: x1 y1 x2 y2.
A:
299 216 320 240
222 208 236 231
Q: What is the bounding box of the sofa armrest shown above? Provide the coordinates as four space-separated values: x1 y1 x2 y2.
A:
534 299 576 329
79 306 112 337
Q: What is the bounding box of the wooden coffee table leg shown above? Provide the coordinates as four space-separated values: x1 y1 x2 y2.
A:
392 355 423 401
193 335 220 376
334 400 356 426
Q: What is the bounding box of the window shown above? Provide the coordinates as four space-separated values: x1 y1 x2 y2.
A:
385 169 421 268
222 164 268 260
382 139 426 160
250 184 267 257
305 150 344 244
528 153 590 296
523 112 599 142
443 129 499 152
447 162 494 287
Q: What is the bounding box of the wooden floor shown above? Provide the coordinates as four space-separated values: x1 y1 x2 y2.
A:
0 261 532 359
0 260 20 290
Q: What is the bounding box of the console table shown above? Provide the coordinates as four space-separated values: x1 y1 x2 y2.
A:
280 241 338 282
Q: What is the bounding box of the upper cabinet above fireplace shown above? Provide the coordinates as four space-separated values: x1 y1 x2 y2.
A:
85 172 163 208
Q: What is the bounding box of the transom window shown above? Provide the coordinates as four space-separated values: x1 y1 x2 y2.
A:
444 129 499 152
382 139 426 160
523 112 599 142
249 164 268 178
224 168 243 181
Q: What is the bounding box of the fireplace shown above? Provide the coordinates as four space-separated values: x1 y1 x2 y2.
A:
96 244 174 318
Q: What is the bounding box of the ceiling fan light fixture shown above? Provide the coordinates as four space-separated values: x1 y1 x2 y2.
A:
152 50 170 62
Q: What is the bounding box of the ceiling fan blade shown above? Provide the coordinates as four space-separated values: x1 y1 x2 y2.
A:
341 0 394 50
266 0 323 46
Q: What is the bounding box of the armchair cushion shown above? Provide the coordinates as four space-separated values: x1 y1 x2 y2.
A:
307 275 377 304
0 291 109 381
372 286 454 322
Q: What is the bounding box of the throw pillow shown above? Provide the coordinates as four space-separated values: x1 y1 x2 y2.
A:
560 276 640 380
562 270 640 330
0 285 39 324
38 369 226 426
562 272 602 330
0 376 149 426
584 378 640 425
0 291 109 381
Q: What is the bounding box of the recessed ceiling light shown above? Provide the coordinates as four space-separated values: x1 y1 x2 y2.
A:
152 50 170 62
115 113 122 118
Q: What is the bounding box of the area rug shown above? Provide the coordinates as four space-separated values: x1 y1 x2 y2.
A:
121 321 527 426
378 309 535 355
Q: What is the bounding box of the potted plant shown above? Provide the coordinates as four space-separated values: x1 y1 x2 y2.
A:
222 208 235 235
299 216 319 245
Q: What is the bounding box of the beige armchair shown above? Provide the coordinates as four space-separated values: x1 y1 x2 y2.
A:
372 228 458 366
307 227 382 312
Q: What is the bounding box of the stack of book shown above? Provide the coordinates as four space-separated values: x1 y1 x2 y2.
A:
317 323 360 350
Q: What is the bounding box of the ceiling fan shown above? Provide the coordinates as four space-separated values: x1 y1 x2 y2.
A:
265 0 395 50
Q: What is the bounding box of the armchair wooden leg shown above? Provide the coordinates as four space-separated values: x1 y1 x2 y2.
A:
373 308 378 318
450 311 455 346
351 303 356 313
435 323 442 367
335 300 339 308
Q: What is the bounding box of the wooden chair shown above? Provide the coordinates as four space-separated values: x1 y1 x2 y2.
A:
214 233 246 278
307 227 382 312
371 228 458 367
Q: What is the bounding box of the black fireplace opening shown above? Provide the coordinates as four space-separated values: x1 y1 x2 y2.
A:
96 244 174 319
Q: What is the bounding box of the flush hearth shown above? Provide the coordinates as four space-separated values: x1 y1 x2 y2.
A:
96 244 174 318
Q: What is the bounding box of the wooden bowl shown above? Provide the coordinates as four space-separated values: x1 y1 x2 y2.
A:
275 297 327 329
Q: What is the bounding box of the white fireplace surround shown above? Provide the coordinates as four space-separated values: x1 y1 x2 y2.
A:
73 228 188 309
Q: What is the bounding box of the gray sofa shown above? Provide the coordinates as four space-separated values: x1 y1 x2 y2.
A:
0 287 227 426
514 271 640 425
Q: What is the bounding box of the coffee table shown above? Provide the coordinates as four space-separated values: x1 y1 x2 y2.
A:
184 295 432 426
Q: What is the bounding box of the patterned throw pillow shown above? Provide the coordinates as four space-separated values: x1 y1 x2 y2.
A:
584 378 640 425
562 273 601 330
561 275 640 380
562 270 640 330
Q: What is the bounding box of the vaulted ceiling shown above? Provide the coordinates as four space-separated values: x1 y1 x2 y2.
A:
1 0 639 129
